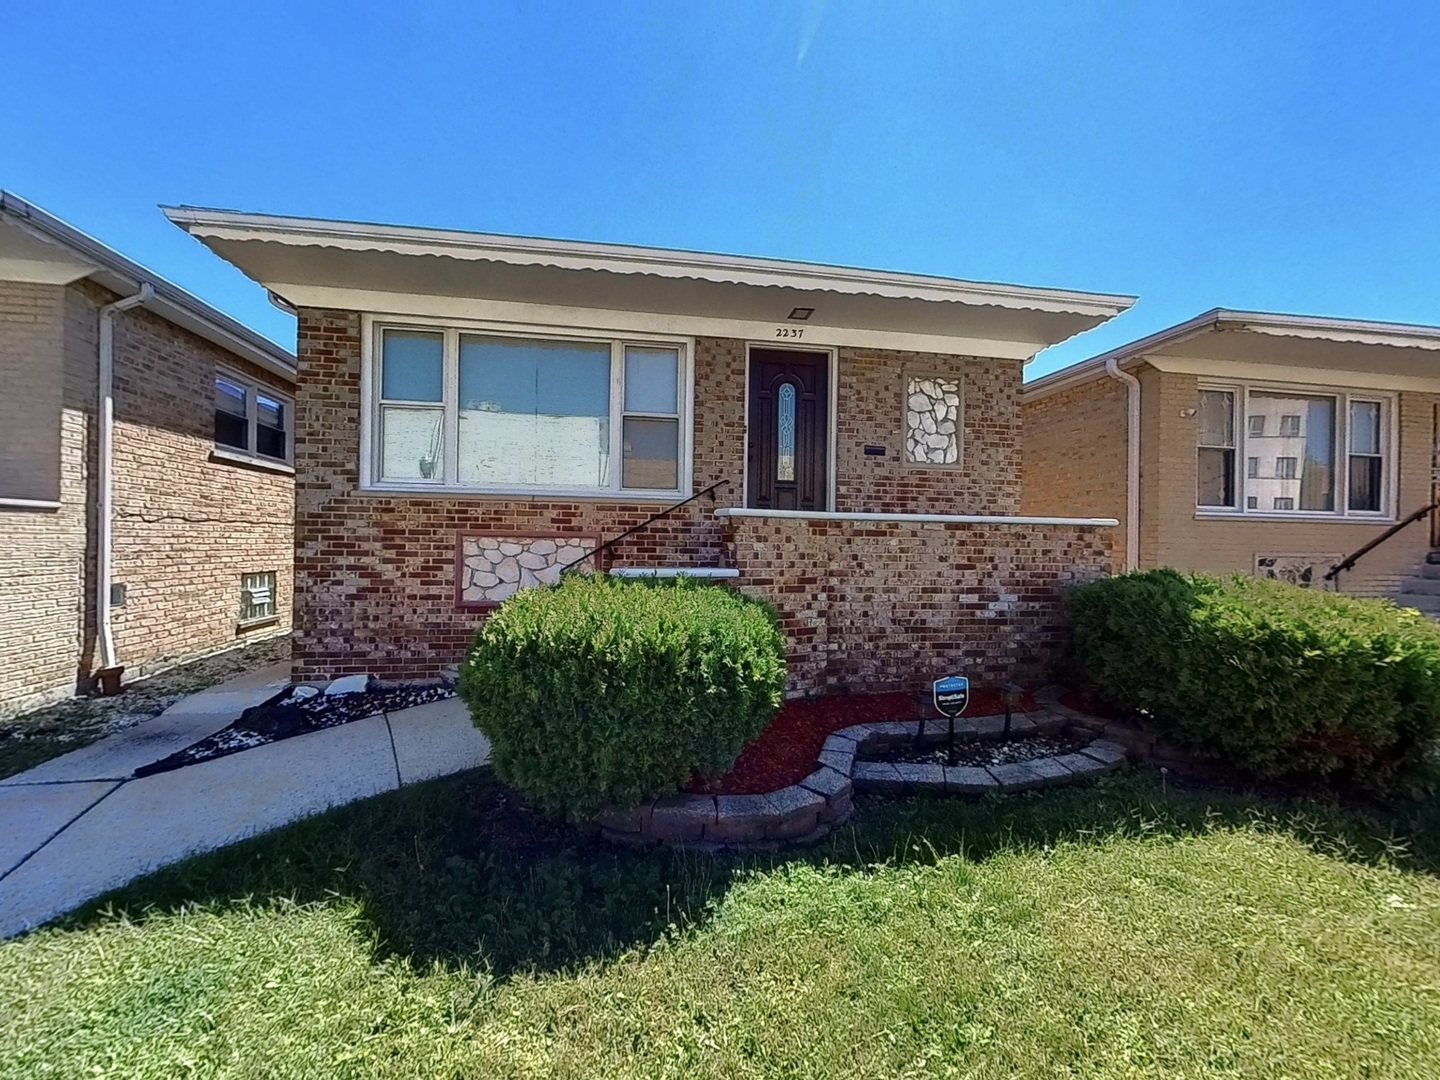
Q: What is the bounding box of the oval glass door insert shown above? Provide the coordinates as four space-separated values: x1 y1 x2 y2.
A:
776 382 797 482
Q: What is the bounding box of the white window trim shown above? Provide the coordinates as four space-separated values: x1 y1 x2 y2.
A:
1195 380 1398 523
360 315 695 501
214 366 294 467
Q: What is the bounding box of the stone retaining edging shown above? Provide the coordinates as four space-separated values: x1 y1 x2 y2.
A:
597 699 1130 852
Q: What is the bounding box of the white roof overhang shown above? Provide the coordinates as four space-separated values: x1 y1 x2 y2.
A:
0 193 295 381
164 207 1135 360
1023 308 1440 400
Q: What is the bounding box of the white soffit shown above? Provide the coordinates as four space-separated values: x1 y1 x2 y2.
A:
1023 308 1440 399
0 216 97 284
163 207 1136 356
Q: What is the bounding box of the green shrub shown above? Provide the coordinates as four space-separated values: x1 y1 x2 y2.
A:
1068 569 1440 793
458 575 786 817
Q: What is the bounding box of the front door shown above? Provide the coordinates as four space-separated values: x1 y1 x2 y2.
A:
747 349 829 511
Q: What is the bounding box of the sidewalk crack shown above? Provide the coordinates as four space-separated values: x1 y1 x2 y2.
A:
0 779 127 884
383 714 402 788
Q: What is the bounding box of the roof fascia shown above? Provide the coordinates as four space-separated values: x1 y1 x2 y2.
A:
162 205 1137 320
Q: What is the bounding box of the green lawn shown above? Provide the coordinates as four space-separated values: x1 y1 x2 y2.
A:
3 770 1439 1079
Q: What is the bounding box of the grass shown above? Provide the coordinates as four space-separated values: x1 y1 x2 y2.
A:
0 636 289 781
3 769 1440 1078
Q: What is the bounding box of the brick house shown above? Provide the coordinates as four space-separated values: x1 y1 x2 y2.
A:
169 207 1133 692
0 193 296 718
1022 309 1440 607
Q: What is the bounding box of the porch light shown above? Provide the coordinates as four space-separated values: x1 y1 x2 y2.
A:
787 307 814 321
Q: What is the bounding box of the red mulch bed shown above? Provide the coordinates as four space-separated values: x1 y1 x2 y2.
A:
686 687 1040 796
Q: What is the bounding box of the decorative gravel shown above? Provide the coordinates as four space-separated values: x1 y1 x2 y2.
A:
133 682 455 777
685 687 1040 796
871 733 1091 769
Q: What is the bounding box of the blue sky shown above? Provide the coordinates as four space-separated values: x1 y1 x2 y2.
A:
3 1 1437 376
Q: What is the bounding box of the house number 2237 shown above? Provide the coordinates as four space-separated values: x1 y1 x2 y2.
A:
774 327 804 339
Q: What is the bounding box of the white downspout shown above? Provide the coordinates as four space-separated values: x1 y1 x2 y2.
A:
96 283 154 676
1104 357 1141 572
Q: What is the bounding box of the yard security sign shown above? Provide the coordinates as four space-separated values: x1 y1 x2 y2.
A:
932 675 970 718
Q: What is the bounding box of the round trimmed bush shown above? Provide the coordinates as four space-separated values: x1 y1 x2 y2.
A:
458 575 786 817
1068 568 1440 793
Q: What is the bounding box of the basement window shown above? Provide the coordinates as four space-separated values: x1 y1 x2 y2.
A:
215 369 293 466
239 571 277 626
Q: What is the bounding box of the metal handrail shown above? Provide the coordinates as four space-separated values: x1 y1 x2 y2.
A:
1324 500 1440 582
562 478 734 575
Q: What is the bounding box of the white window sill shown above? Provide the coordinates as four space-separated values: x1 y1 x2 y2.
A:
1195 510 1396 525
0 497 62 511
210 447 295 475
358 482 687 504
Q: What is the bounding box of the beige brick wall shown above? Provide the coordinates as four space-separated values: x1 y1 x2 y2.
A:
102 284 295 672
0 282 93 713
1021 374 1129 568
0 279 295 719
1144 367 1436 596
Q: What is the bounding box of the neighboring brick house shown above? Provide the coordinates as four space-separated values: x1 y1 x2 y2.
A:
0 193 296 718
1022 309 1440 607
169 206 1133 692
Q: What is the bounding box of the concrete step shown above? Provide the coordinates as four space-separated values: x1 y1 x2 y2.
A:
1393 592 1440 614
1394 576 1440 596
608 567 739 580
1418 562 1440 580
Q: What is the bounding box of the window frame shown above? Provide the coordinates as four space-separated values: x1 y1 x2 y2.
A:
361 316 694 500
1195 380 1397 522
213 367 294 468
238 570 278 628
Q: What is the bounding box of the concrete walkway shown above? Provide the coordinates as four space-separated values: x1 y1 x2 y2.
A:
0 667 490 938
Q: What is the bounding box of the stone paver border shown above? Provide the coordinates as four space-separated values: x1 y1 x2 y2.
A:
596 701 1130 851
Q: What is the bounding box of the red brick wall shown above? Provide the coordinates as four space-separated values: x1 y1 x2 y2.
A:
723 514 1112 693
293 313 751 679
836 348 1022 515
292 309 1032 681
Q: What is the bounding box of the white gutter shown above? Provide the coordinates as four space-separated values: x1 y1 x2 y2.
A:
1104 357 1142 571
96 283 154 675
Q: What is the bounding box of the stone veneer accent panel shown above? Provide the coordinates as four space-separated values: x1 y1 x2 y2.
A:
458 535 593 604
722 514 1113 694
905 375 961 465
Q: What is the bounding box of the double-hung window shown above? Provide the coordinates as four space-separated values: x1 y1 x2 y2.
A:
214 370 292 465
1195 383 1392 518
1196 389 1236 507
367 323 689 497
